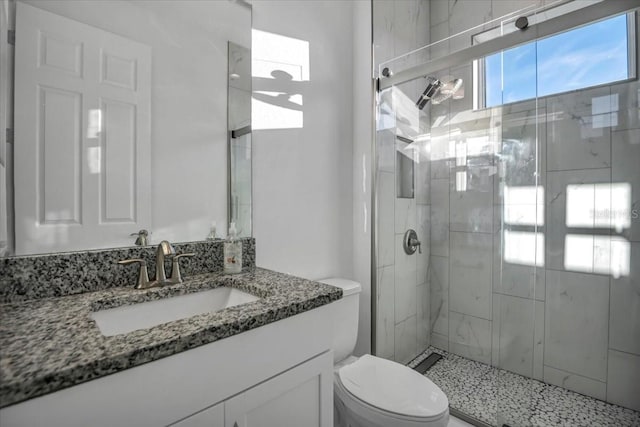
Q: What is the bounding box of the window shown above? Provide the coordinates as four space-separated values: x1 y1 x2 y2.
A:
478 13 635 108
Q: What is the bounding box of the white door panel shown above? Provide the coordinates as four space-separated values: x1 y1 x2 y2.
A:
14 2 151 254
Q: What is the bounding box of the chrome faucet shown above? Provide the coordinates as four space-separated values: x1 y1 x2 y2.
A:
154 240 175 284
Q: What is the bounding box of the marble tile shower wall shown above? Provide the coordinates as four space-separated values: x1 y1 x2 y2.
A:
424 0 640 413
373 0 432 364
427 78 640 412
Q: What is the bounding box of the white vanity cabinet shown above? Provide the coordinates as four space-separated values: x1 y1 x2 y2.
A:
173 352 332 427
223 351 332 427
0 303 335 427
171 402 224 427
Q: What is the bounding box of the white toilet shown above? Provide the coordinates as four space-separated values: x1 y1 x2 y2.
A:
320 278 449 427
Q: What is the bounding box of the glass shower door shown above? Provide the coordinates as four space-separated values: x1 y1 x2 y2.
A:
374 3 640 426
374 19 542 427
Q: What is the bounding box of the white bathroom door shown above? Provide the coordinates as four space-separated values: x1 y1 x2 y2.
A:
13 2 151 255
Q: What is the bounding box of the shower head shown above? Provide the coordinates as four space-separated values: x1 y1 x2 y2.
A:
416 77 442 110
416 76 464 110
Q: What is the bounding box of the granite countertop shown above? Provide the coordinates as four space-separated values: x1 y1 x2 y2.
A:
0 268 342 408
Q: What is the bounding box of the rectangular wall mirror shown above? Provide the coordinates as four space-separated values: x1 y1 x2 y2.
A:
228 41 252 239
0 0 252 256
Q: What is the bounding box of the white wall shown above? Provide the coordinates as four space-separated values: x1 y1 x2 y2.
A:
252 1 354 280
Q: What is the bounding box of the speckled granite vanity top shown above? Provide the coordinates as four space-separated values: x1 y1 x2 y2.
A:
0 268 342 408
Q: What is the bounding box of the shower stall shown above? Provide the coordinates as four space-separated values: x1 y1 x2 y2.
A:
372 1 640 425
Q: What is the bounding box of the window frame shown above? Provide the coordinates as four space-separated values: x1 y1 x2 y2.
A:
472 10 638 110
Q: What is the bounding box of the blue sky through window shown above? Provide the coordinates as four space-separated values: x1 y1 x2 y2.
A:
485 14 629 107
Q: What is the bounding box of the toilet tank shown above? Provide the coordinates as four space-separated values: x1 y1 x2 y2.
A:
318 278 361 363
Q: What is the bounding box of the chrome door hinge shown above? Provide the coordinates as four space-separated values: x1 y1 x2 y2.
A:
6 128 14 144
7 30 15 46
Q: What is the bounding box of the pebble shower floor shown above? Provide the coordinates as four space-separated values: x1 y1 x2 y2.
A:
408 347 640 427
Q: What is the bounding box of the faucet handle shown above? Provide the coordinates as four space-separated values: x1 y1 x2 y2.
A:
118 259 152 289
170 253 196 283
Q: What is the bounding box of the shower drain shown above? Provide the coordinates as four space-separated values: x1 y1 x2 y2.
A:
412 352 443 374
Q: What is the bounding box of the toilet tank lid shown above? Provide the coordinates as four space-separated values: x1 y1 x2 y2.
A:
318 278 361 296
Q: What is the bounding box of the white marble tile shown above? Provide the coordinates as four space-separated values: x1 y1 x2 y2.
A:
450 231 493 320
544 270 609 382
417 204 431 285
395 197 417 234
493 222 545 301
493 253 546 301
429 21 450 60
430 179 450 256
449 311 492 364
377 171 395 267
533 300 544 381
376 265 395 360
430 0 449 26
431 159 452 181
492 294 544 379
609 240 640 355
448 0 492 44
491 0 542 20
416 0 430 48
499 103 546 194
372 0 395 67
450 176 493 233
543 366 606 401
491 294 500 368
431 332 449 351
395 315 418 364
607 349 640 412
395 234 417 323
430 255 449 337
416 158 431 205
377 129 395 173
417 283 430 352
611 79 640 131
430 128 454 180
393 0 418 60
612 128 640 242
547 88 612 171
545 168 611 271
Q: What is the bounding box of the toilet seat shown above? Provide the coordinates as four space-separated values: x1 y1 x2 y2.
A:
335 355 449 426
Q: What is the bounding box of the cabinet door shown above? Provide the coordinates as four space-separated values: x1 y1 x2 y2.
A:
171 402 224 427
225 351 333 427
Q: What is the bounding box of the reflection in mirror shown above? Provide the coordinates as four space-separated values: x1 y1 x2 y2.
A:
228 41 252 238
1 0 251 256
251 29 308 131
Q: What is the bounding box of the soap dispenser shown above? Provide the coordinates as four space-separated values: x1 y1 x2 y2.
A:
224 222 242 274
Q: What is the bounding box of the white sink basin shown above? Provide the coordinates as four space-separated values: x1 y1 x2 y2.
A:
91 287 260 336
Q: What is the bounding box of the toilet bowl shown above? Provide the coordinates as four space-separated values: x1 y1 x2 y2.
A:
320 278 449 427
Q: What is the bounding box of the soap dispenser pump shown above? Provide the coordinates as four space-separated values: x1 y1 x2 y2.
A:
224 222 242 274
